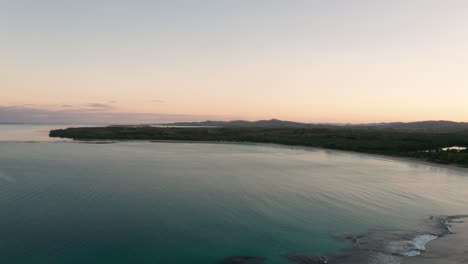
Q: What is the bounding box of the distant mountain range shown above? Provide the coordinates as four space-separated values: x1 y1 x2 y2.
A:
370 120 468 130
161 119 322 128
160 119 468 132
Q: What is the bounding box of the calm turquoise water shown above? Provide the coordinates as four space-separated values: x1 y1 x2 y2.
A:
1 125 468 263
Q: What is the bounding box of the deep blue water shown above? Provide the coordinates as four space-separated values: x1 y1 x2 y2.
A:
1 125 468 263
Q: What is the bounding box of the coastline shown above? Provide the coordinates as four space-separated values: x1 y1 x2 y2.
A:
6 137 463 173
285 215 466 264
402 216 468 264
146 139 468 173
49 126 468 168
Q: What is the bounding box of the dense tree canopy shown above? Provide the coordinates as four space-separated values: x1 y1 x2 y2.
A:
50 126 468 167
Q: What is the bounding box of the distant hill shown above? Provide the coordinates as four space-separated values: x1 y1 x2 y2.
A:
370 121 468 132
160 119 330 129
159 119 468 132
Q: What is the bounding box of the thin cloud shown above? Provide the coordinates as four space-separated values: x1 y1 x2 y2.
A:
0 105 219 124
151 100 165 103
85 103 113 109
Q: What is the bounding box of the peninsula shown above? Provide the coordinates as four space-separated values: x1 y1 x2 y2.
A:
49 120 468 167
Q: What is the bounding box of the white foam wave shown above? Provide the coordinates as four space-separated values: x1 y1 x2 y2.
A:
386 234 437 257
412 234 438 251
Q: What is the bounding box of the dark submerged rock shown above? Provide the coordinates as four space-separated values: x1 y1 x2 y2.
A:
219 256 265 264
284 254 328 264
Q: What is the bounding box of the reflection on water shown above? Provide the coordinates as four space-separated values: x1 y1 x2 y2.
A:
0 124 93 141
1 134 468 263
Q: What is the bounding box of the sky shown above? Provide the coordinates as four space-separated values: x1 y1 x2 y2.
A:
1 0 468 124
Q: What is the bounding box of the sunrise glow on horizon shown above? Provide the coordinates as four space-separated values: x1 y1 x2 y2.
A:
2 0 468 124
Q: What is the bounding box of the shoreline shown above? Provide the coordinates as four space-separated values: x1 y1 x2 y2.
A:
145 139 468 173
285 215 465 264
7 137 468 172
402 216 468 264
49 125 468 169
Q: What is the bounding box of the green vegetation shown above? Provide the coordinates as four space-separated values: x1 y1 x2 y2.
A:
50 126 468 167
161 119 468 132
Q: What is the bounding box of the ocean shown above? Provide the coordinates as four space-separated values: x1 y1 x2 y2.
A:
1 125 467 264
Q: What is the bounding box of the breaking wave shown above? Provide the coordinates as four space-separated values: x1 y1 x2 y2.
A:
283 215 465 264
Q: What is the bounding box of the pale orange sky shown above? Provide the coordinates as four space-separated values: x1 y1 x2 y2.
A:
2 1 468 123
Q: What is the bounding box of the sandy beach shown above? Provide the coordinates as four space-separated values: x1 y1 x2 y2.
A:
403 216 468 264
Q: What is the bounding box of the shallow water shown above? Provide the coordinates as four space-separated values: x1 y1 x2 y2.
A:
0 124 90 141
1 125 468 263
